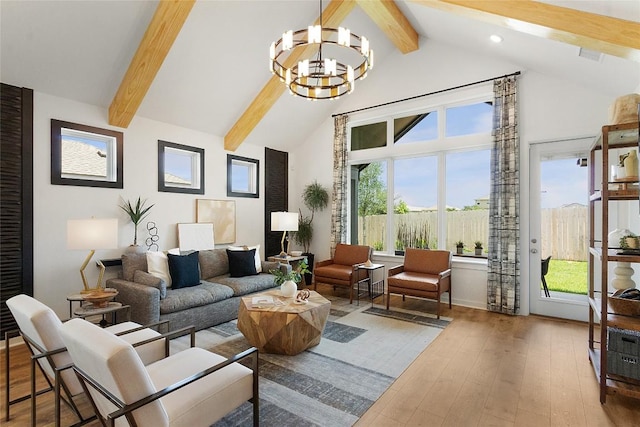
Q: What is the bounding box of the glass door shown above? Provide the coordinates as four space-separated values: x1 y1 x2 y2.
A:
529 138 591 321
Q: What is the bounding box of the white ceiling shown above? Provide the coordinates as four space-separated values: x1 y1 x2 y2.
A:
1 1 639 151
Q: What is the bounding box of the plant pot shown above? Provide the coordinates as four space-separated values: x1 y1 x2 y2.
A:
475 248 483 256
456 247 463 255
124 244 146 255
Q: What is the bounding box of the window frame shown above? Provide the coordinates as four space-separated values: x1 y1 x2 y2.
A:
157 140 205 194
51 119 123 188
227 154 259 198
347 90 494 256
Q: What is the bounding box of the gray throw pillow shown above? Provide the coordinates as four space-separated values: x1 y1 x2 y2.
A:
133 269 167 299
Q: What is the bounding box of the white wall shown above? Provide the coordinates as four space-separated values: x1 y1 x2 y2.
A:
33 93 266 317
289 38 618 311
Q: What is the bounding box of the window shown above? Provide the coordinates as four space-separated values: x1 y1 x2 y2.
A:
227 155 259 198
158 140 204 194
51 119 123 188
349 97 493 256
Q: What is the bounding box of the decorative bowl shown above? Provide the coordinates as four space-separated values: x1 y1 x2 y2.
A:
291 251 303 256
83 290 118 308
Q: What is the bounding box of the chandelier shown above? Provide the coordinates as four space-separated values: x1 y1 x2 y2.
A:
269 1 374 100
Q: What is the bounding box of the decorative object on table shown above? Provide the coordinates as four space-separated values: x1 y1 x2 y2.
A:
294 181 329 285
611 262 636 290
270 260 310 298
608 93 640 125
364 259 373 267
609 228 632 249
82 289 118 308
296 288 311 303
455 241 464 255
623 149 639 179
269 0 374 100
620 231 639 250
271 211 299 256
196 199 236 244
119 196 154 253
67 218 118 293
290 250 303 257
474 241 483 256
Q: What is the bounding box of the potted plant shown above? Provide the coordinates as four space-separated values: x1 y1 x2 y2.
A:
474 241 483 256
294 181 329 285
119 196 154 253
455 241 464 255
270 260 310 297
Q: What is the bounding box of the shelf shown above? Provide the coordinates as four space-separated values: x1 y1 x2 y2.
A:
590 297 640 331
591 189 639 201
588 348 640 400
589 247 640 263
591 122 639 150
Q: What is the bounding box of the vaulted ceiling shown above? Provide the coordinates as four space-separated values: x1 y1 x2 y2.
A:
2 1 639 152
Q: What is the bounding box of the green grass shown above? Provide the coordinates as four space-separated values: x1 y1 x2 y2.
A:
544 259 587 295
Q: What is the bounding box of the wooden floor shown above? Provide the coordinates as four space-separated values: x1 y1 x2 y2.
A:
2 286 639 426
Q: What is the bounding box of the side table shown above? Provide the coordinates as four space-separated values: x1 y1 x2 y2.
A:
355 263 385 306
268 255 308 286
73 302 131 327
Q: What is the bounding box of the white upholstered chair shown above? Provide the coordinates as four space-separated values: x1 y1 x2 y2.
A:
59 318 259 427
4 294 170 426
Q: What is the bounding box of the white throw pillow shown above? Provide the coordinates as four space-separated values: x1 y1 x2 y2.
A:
146 251 172 287
227 244 262 273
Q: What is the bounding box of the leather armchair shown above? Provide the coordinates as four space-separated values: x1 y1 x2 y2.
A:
387 248 452 318
313 243 372 304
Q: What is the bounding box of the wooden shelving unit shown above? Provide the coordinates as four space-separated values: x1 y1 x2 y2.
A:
588 122 640 403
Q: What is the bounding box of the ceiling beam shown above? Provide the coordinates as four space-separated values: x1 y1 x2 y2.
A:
412 0 640 62
109 0 195 128
357 0 419 54
224 0 357 151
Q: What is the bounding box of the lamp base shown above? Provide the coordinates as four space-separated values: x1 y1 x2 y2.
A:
278 251 288 258
80 286 104 294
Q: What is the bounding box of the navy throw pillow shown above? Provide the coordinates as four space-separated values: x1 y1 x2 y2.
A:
167 251 200 289
227 248 258 277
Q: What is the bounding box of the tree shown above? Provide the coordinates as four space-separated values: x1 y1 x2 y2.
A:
358 163 387 244
394 199 409 214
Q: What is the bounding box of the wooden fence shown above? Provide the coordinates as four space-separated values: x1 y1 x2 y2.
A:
357 205 587 261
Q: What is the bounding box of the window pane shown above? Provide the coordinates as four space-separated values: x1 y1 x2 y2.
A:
165 147 198 188
351 122 387 151
394 156 438 252
394 112 438 144
445 102 493 137
352 162 387 250
446 150 490 254
61 129 114 181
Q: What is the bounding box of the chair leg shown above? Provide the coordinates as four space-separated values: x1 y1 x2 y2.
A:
542 277 550 297
386 289 390 310
437 293 441 320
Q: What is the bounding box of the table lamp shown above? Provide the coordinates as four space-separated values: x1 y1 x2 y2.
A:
271 212 298 257
67 218 118 293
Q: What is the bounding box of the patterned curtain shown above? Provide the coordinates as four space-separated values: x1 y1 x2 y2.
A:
487 76 520 314
330 115 349 257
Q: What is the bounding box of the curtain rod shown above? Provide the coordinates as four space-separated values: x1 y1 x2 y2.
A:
332 70 521 117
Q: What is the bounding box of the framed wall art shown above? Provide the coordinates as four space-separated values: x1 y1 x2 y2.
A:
196 199 236 244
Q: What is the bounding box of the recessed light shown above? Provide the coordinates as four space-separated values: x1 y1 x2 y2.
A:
490 34 503 43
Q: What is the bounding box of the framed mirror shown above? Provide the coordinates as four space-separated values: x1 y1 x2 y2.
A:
158 140 205 194
227 154 259 198
51 119 123 188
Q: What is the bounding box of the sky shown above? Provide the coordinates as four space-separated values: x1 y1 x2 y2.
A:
369 102 588 210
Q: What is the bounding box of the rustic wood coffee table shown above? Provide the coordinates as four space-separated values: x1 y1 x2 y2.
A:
237 289 331 355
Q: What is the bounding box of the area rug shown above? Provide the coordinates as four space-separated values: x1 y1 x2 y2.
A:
170 295 451 427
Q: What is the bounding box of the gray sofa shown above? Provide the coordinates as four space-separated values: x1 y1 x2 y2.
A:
106 249 285 331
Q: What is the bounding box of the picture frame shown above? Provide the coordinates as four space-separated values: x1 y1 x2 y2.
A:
196 199 236 244
158 140 205 194
227 154 259 198
177 223 214 251
51 119 123 188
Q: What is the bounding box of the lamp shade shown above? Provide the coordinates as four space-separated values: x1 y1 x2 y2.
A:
271 212 299 232
67 218 118 250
